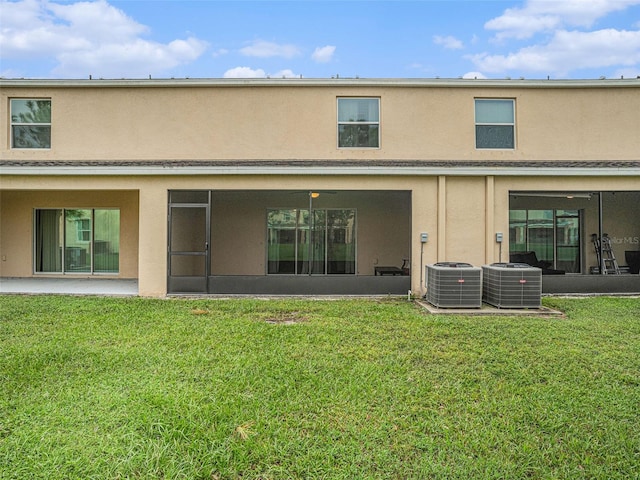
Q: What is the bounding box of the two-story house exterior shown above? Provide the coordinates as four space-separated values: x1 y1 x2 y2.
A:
1 78 639 296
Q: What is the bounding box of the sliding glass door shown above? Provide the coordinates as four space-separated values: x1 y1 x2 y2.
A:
509 209 581 273
35 208 120 274
267 208 356 275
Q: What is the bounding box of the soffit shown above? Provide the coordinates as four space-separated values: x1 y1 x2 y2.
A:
2 160 639 177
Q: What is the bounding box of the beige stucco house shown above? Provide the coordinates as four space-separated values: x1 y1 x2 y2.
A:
1 78 639 296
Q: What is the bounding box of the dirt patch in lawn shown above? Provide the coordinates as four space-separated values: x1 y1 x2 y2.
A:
264 312 309 324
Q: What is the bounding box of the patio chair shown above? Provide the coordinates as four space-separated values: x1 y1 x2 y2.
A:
509 251 565 275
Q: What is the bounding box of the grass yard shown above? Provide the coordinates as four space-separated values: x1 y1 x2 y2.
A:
0 295 638 479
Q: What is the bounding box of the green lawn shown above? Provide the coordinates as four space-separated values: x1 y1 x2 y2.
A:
1 295 638 479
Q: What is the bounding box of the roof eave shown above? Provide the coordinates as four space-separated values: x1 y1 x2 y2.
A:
1 77 639 89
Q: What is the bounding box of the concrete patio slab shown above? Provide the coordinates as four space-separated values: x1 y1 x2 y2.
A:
416 299 564 317
0 277 138 296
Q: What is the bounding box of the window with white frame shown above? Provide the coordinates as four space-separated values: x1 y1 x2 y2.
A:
10 99 51 149
475 99 515 149
75 219 91 242
337 98 380 148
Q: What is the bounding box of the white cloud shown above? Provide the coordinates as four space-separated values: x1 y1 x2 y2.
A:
54 37 207 77
311 45 336 63
223 67 300 79
485 11 558 41
48 0 147 42
474 0 640 77
433 35 464 50
239 40 300 59
469 29 640 76
0 0 208 77
223 67 266 78
462 71 487 79
272 69 299 78
486 0 640 40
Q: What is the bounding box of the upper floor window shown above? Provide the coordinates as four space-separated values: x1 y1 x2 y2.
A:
10 99 51 149
338 98 379 148
475 99 514 149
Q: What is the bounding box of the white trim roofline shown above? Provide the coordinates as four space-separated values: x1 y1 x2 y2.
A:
1 77 639 89
2 164 639 177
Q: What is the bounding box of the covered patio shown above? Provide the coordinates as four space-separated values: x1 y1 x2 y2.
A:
509 190 640 294
168 189 412 295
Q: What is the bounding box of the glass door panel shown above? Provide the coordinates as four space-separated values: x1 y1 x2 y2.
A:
267 209 297 274
310 210 326 274
327 210 356 274
35 209 63 273
526 210 554 263
556 214 580 273
508 210 527 252
296 209 309 274
94 209 120 273
64 209 92 272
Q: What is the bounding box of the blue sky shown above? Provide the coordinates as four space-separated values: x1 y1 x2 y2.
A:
1 0 640 80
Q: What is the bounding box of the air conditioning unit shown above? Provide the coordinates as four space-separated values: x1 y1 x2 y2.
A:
426 262 482 308
482 263 542 308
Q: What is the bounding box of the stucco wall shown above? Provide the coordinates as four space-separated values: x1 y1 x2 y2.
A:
2 82 639 162
443 177 487 265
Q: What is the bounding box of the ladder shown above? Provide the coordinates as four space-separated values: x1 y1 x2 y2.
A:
592 233 621 274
